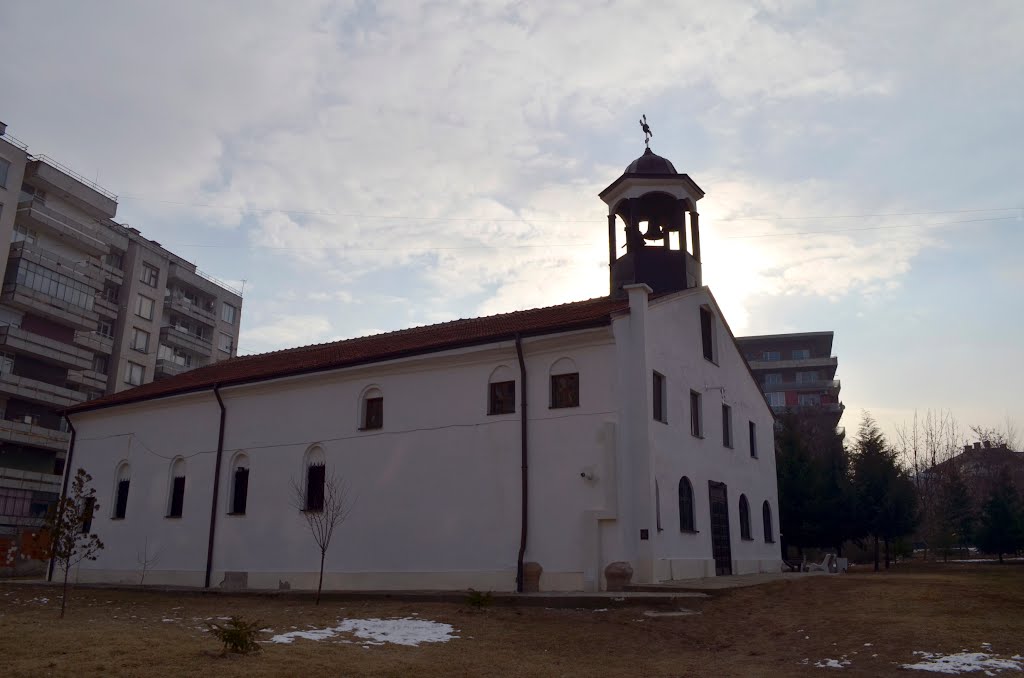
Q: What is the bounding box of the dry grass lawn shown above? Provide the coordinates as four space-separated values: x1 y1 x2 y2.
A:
2 562 1022 677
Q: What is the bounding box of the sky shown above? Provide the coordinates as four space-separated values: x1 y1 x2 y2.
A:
0 0 1021 443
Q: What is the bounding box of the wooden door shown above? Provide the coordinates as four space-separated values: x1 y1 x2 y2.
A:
708 481 732 576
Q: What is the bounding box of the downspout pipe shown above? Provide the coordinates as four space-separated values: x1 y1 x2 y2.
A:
514 334 529 593
204 384 227 589
47 416 76 582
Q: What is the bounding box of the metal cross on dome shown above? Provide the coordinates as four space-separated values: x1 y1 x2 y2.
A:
640 114 653 147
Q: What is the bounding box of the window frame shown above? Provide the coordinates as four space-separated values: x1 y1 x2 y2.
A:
699 306 716 363
739 494 752 540
763 500 774 543
221 302 237 325
124 360 145 386
231 466 249 515
218 332 234 354
652 371 667 423
749 421 758 458
0 157 10 188
136 294 155 320
305 462 326 512
689 390 702 438
131 327 150 353
488 379 516 415
678 476 696 532
722 403 733 448
140 263 159 288
550 372 580 409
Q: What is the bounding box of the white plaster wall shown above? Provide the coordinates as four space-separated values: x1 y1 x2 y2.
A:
645 289 782 580
72 331 619 591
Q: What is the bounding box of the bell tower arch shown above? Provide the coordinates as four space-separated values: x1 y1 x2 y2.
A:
599 145 705 297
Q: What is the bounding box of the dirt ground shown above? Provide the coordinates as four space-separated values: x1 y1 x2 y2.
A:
1 562 1022 677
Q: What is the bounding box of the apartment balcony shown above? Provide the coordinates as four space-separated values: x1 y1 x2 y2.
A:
167 294 217 326
0 418 71 452
73 330 113 355
168 261 242 300
155 359 190 380
1 283 99 332
15 198 110 257
770 401 845 416
94 295 118 318
8 241 104 288
101 261 124 285
66 369 108 392
762 379 841 394
23 156 117 220
0 372 86 408
748 355 838 372
0 466 62 496
0 325 92 371
160 325 212 357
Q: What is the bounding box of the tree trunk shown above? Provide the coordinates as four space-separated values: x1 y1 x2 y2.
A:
316 550 325 605
884 538 890 569
873 536 880 572
60 562 69 618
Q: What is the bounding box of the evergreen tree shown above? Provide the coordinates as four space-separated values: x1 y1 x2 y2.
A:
976 471 1023 562
934 466 974 561
774 413 817 558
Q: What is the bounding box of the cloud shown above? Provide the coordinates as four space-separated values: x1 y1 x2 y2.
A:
241 314 333 354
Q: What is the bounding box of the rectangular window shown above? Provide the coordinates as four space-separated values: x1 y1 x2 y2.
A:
550 372 580 409
104 251 124 270
722 404 733 448
700 307 715 362
131 327 150 353
231 467 249 515
798 393 820 406
136 294 154 320
102 281 120 303
796 371 818 383
81 497 96 533
114 479 130 519
792 349 810 359
5 259 94 310
221 302 237 324
0 157 10 188
305 463 325 512
488 380 515 415
12 223 37 245
168 476 185 517
97 319 114 338
690 390 702 437
140 263 159 287
653 371 667 423
218 332 234 354
762 351 780 361
0 351 13 374
766 392 785 407
764 373 782 385
125 361 144 386
749 421 758 458
363 397 383 429
92 354 109 375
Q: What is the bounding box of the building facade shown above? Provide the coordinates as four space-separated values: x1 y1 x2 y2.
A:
735 331 844 435
64 143 781 591
0 122 242 552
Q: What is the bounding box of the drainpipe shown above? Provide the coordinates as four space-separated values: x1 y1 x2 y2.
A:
204 384 227 589
46 416 76 582
514 334 529 593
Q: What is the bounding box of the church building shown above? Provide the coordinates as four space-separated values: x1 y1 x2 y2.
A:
62 141 782 592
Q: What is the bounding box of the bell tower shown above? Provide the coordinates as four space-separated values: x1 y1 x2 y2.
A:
599 131 705 297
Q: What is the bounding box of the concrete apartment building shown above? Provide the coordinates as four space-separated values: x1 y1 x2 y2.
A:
735 331 844 434
0 121 242 549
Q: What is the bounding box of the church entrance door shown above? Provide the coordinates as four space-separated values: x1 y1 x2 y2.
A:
708 481 732 576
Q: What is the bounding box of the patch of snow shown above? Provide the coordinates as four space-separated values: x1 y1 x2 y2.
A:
902 651 1023 674
270 617 458 647
815 658 851 668
805 636 811 640
593 608 609 612
864 643 873 647
161 618 175 622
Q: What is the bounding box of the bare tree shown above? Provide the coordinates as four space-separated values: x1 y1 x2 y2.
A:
136 537 162 585
970 418 1020 451
290 470 350 605
43 468 104 618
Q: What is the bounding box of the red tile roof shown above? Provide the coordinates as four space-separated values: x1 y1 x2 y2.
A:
70 295 631 414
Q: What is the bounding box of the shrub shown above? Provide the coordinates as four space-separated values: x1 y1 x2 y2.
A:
465 589 493 608
206 615 265 654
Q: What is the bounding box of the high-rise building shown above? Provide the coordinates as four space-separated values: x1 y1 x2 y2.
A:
0 122 242 549
735 331 844 435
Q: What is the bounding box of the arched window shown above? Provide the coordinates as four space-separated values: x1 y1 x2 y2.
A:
763 500 774 543
113 462 130 519
359 386 383 430
549 357 579 409
229 453 249 515
678 477 695 532
739 494 751 540
487 365 516 415
303 446 326 512
167 457 186 518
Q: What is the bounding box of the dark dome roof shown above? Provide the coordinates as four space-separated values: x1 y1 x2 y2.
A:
625 147 677 174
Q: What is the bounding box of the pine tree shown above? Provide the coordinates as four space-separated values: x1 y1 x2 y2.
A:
976 471 1023 562
934 466 974 561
